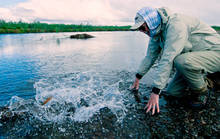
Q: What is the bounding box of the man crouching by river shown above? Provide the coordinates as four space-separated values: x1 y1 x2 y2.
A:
131 7 220 115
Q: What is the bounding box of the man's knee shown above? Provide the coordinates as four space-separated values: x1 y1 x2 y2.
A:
174 54 188 71
174 53 198 72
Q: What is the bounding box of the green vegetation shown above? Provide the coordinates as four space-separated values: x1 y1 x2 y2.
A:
212 26 220 31
0 20 131 34
0 20 220 34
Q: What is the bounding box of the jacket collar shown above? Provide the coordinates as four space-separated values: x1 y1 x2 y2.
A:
157 7 172 25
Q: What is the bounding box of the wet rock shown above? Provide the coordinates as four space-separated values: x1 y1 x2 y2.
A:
67 107 76 114
80 98 89 107
0 106 28 123
201 117 206 125
0 111 16 123
0 106 9 113
130 89 141 103
70 34 94 39
99 107 117 128
99 107 116 120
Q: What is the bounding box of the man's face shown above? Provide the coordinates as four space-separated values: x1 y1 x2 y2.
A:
138 22 150 36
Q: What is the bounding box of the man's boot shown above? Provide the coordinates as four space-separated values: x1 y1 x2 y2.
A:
206 72 220 92
189 88 210 109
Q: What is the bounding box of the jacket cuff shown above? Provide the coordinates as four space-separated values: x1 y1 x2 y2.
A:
136 73 143 80
152 87 161 95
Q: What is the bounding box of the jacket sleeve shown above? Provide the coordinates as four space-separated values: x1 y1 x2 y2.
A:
152 21 188 89
137 38 161 78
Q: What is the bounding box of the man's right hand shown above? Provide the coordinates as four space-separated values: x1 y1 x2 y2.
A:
131 78 140 90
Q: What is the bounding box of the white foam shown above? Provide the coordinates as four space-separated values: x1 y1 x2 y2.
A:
31 72 127 122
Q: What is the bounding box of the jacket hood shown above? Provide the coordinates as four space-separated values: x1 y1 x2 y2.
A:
137 7 162 37
157 7 172 24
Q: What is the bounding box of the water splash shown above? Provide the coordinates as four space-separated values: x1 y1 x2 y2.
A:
29 71 128 122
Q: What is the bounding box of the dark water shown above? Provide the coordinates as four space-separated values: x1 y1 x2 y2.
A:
0 31 156 137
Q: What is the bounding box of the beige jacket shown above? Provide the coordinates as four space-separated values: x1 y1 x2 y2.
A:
137 7 220 89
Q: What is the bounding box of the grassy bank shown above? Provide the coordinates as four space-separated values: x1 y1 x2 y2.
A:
0 20 130 34
212 26 220 33
212 26 220 30
0 20 220 34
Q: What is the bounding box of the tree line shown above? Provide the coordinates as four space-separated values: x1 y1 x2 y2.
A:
0 20 219 34
0 20 131 33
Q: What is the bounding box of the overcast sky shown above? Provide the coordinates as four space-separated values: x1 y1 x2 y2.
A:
0 0 220 26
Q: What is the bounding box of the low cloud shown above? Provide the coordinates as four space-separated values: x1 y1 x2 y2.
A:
0 0 219 25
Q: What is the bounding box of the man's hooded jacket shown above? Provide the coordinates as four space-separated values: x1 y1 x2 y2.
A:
137 7 220 89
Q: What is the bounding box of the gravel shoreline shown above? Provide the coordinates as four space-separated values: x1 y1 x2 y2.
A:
0 86 219 138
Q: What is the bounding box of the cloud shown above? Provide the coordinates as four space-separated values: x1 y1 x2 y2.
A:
0 0 219 25
8 0 124 25
109 0 220 25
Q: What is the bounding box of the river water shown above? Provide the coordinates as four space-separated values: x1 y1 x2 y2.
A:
0 31 149 105
0 31 160 137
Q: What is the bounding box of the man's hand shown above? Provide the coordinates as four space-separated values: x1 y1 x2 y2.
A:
145 93 160 115
131 78 140 90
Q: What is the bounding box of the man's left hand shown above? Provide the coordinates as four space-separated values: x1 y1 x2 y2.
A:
145 93 160 115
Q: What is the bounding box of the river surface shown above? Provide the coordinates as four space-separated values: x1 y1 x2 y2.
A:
0 31 149 105
0 31 158 137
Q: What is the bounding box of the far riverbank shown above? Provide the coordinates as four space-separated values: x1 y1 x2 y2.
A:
0 20 130 34
1 20 220 34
